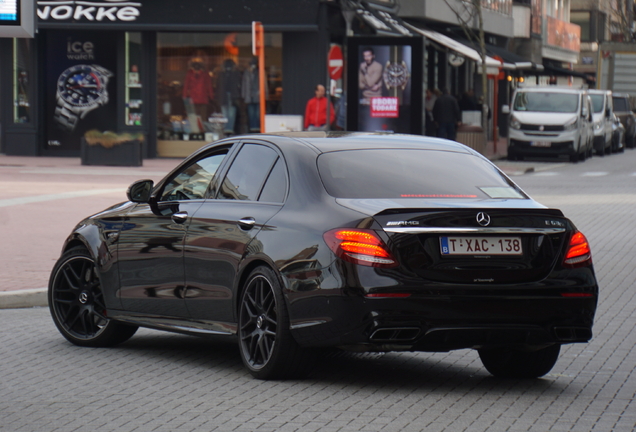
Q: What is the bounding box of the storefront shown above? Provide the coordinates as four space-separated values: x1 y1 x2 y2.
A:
0 0 333 158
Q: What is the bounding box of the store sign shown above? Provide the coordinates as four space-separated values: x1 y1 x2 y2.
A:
0 0 19 24
37 0 141 22
1 0 34 38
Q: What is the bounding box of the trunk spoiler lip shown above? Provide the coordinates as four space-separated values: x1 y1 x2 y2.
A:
384 227 566 234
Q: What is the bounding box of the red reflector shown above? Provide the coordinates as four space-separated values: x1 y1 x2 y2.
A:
365 293 411 298
561 293 593 298
323 228 398 268
563 231 592 268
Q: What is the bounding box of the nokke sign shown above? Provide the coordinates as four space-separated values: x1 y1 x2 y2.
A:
38 1 141 22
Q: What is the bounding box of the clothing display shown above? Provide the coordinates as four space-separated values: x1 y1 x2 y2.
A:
242 58 263 132
216 59 242 133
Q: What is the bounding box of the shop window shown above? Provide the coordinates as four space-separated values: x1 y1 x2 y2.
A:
125 32 143 126
13 39 33 124
156 32 283 158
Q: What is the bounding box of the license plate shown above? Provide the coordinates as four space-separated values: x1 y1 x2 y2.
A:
440 237 523 255
531 141 551 147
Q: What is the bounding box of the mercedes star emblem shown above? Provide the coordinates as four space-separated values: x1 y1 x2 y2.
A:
476 212 491 227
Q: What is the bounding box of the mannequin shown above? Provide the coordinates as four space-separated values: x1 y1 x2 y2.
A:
182 57 214 122
216 59 241 135
242 57 264 132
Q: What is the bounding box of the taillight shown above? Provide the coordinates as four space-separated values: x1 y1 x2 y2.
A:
563 231 592 268
323 228 398 268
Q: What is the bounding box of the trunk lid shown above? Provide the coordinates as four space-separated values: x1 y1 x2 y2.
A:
371 207 570 285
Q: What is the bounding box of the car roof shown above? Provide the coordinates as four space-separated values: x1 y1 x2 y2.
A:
587 89 611 95
254 132 475 154
515 86 585 94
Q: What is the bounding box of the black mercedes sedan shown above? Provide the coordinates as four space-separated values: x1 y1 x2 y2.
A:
48 133 598 380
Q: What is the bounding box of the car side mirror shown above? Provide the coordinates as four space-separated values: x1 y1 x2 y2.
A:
127 179 154 203
501 105 510 114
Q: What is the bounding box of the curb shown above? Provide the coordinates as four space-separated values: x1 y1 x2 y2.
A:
0 288 48 309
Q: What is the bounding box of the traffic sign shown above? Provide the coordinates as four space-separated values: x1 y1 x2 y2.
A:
328 45 344 81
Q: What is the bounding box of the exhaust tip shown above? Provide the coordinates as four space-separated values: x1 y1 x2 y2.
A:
370 327 420 342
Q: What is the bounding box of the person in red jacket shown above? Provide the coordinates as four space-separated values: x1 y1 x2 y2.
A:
304 84 335 131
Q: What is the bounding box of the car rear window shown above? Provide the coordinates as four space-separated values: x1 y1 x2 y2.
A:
317 149 527 199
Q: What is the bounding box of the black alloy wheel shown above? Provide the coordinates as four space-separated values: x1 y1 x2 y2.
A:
238 266 313 380
48 247 137 347
478 344 561 379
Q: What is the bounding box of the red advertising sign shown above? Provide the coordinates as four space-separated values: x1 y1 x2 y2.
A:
328 45 344 80
371 97 399 118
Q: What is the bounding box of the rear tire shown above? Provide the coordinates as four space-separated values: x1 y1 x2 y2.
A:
238 266 314 380
478 344 560 379
48 246 138 347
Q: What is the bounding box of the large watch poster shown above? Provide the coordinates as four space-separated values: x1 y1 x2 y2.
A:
347 36 422 134
45 30 117 153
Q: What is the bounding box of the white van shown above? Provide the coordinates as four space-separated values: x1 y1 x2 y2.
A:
588 89 613 156
503 87 593 162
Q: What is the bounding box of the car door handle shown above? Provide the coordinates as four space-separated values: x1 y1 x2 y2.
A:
238 217 256 230
172 211 188 224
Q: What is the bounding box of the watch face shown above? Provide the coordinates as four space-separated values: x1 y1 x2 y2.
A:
57 65 108 107
383 61 410 89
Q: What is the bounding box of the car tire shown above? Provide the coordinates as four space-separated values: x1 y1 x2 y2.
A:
48 246 138 347
238 266 314 380
478 344 560 379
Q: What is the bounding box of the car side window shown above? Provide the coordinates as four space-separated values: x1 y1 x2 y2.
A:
160 152 227 202
258 158 287 203
218 144 279 201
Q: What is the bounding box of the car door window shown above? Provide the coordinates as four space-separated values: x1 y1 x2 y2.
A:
160 152 227 202
258 158 287 203
218 144 278 201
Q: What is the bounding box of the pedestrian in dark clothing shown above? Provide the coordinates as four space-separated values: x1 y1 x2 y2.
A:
433 88 461 140
459 89 479 112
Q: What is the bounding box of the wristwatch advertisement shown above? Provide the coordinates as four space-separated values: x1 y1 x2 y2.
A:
54 64 113 132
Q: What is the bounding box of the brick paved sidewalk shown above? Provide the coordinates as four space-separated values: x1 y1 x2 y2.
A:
0 155 182 301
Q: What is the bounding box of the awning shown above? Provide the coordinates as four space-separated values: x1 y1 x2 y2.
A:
353 1 414 37
543 64 596 83
406 24 502 74
482 43 544 72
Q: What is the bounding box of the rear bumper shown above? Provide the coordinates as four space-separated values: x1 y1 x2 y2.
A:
290 288 597 351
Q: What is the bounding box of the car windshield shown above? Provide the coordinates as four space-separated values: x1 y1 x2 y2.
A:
513 92 579 113
589 95 605 113
317 149 527 200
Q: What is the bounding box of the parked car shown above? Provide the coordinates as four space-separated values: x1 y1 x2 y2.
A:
611 93 636 149
611 113 626 153
588 89 613 156
48 133 598 380
504 87 594 162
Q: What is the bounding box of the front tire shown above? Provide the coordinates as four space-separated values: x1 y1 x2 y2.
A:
48 246 138 347
478 344 560 379
238 266 313 380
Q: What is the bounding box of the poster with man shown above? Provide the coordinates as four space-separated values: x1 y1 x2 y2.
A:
348 37 422 134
